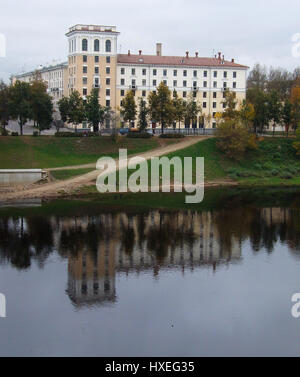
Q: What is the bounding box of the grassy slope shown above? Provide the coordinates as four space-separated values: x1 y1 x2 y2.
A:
50 168 94 180
0 136 171 169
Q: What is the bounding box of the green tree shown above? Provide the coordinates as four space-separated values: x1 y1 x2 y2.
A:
9 80 32 135
137 98 148 131
0 81 10 131
85 88 104 132
222 90 238 120
172 90 186 131
58 96 70 123
247 87 269 134
30 78 53 134
68 90 85 132
120 90 137 127
148 82 175 134
282 99 292 137
185 93 202 130
267 90 282 136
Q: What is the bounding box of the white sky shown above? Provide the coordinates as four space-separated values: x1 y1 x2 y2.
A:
0 0 300 81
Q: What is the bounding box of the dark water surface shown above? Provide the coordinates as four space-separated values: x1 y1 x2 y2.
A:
1 189 300 356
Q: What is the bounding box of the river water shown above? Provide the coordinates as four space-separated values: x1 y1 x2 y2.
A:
0 189 300 356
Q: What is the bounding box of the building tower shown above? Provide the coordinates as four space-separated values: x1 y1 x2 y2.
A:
66 24 119 127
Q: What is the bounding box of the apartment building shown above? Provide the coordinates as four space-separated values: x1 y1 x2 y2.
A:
14 24 248 129
14 62 68 111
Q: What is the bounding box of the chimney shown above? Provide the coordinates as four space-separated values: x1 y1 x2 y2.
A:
218 52 221 60
231 58 235 63
139 50 142 55
128 50 131 56
156 43 162 56
195 52 198 58
186 51 189 58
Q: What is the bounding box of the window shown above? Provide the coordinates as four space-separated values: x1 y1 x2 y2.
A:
153 69 157 76
142 79 146 86
183 91 187 98
94 78 99 86
106 78 110 85
153 80 157 86
83 88 87 96
213 92 217 98
95 56 99 63
223 102 226 108
203 102 207 108
121 90 125 96
193 81 197 87
203 81 207 87
213 102 216 108
203 92 207 98
82 77 87 85
223 82 227 89
106 67 110 74
212 122 216 128
193 91 197 98
193 70 197 77
105 40 111 52
95 67 99 74
82 39 88 51
213 71 217 78
163 80 167 85
204 71 207 77
142 69 147 75
83 55 87 63
223 71 227 78
142 90 146 97
213 112 216 118
106 89 110 96
132 79 136 86
106 100 110 107
163 69 167 76
83 66 87 74
233 82 236 88
213 81 217 88
131 68 136 75
121 68 125 74
106 56 111 64
183 70 187 77
233 71 237 78
94 39 99 52
183 80 187 87
121 78 125 85
173 80 177 87
174 70 177 76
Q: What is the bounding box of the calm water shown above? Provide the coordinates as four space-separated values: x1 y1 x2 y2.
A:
1 190 300 356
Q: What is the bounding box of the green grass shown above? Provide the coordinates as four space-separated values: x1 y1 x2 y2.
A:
50 168 94 180
0 135 169 169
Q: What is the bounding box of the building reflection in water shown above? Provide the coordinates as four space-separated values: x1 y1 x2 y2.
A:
1 207 300 308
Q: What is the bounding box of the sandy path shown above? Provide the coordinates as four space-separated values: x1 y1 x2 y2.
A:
0 136 210 201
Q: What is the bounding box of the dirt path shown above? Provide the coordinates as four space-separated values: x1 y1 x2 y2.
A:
0 136 210 201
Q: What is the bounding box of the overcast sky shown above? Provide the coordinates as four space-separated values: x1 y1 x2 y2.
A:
1 0 300 82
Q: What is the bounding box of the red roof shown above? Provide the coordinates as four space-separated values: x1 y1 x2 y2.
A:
117 54 248 69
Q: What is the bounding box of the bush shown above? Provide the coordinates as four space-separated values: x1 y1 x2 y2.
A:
55 132 83 137
127 132 152 138
11 132 19 136
229 173 238 180
0 128 8 136
271 169 280 176
253 163 262 170
280 172 293 179
159 133 185 138
33 131 39 137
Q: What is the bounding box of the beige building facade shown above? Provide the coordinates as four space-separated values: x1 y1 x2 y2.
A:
14 24 248 129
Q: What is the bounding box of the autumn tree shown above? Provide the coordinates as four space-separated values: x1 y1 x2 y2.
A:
222 90 238 120
148 82 175 134
120 90 137 127
281 100 292 137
